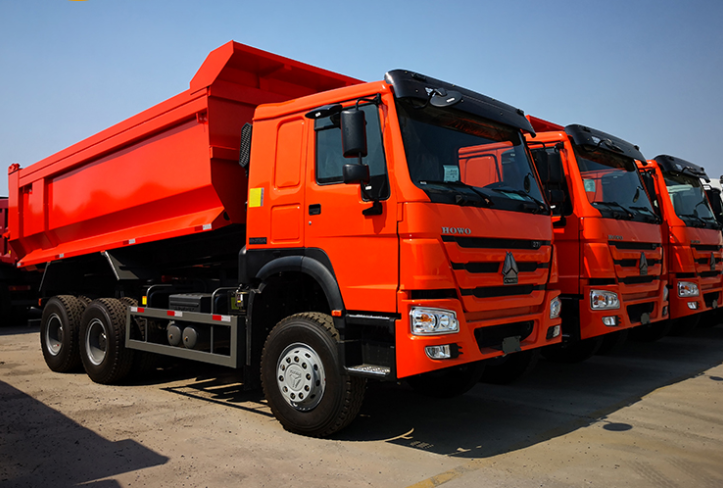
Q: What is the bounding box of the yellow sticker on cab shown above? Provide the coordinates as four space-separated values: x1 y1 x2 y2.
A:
249 187 264 208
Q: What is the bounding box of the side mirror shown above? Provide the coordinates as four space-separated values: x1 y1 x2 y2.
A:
532 149 564 185
340 109 367 158
342 163 370 185
547 189 565 205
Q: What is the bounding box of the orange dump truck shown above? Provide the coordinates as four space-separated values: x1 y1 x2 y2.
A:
7 42 562 436
525 117 668 361
638 156 723 331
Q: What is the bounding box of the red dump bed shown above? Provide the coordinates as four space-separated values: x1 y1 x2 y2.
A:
7 42 361 267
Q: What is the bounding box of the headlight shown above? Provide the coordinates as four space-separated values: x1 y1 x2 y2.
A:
590 290 620 310
677 281 699 297
410 307 459 335
549 296 562 319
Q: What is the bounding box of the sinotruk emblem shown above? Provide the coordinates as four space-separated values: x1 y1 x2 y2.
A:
503 252 519 285
639 253 648 276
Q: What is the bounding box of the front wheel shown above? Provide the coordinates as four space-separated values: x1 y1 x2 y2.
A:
261 312 365 437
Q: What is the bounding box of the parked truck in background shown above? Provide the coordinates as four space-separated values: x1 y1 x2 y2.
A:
704 179 723 231
525 116 667 361
6 42 562 436
1 197 40 325
638 156 723 331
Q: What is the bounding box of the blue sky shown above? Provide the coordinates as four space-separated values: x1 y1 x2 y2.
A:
1 0 722 196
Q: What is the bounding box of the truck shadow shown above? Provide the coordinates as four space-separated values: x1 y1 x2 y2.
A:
338 325 723 458
0 380 168 487
128 325 723 459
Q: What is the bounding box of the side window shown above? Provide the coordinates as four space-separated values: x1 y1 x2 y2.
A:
315 103 390 200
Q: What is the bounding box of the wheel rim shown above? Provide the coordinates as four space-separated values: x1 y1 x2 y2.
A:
45 313 64 357
276 342 326 411
86 318 108 366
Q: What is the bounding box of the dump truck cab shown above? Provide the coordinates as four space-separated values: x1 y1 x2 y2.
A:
525 117 668 357
638 156 723 329
245 71 563 381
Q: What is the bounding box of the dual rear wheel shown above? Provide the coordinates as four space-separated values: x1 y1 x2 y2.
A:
40 297 133 384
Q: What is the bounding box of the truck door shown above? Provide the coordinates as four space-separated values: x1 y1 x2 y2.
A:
304 101 399 313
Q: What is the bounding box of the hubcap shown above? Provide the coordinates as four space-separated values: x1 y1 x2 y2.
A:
276 342 326 411
45 313 64 356
86 318 108 366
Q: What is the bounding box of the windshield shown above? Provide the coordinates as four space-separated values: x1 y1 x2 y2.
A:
663 172 718 229
395 98 548 214
573 144 658 223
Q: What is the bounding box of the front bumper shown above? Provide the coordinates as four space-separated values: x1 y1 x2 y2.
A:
669 277 722 320
395 289 562 378
578 280 668 340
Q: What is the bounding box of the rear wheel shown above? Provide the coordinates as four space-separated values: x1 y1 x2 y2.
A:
541 336 603 363
40 296 85 372
79 298 134 384
407 361 485 398
261 312 365 437
481 349 540 384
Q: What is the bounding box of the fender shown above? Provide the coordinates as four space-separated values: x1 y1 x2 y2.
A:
252 250 344 312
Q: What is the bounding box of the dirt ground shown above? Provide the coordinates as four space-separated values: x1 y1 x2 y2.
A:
1 321 722 488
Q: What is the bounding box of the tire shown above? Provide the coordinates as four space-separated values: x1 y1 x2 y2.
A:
40 295 85 372
481 349 540 385
261 312 365 437
629 319 673 342
79 298 134 384
597 329 629 355
541 336 603 363
407 361 485 398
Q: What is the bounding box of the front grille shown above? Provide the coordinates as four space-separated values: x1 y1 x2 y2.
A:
627 302 655 323
699 271 721 279
692 244 722 252
619 276 658 285
451 262 499 273
410 289 458 300
474 321 534 350
451 261 547 273
609 241 661 250
460 284 545 299
442 235 551 250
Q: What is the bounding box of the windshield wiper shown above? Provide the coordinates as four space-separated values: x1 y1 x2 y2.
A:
420 181 494 207
679 213 713 228
629 206 662 224
595 201 634 220
487 183 548 214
